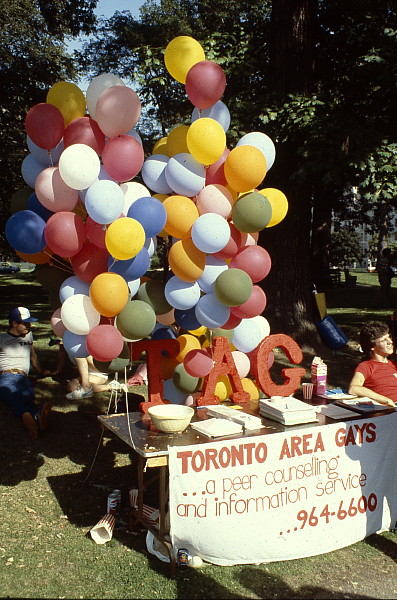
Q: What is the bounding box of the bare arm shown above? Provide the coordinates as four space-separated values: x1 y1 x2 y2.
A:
30 345 50 377
348 371 395 407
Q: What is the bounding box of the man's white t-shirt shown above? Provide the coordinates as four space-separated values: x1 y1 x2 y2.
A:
0 331 33 374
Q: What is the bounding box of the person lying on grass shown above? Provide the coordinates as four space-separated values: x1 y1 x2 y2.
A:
348 321 397 408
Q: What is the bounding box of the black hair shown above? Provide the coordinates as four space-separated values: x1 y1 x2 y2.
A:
359 321 390 360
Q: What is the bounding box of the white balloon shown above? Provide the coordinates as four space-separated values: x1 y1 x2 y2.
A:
191 101 231 132
191 213 230 254
85 179 124 224
61 294 101 336
128 278 141 298
231 350 251 378
165 153 206 197
251 315 271 340
86 73 124 120
232 318 263 353
59 144 100 190
141 154 173 195
237 132 276 171
165 276 201 310
59 276 90 303
197 256 228 294
120 181 151 215
144 236 158 257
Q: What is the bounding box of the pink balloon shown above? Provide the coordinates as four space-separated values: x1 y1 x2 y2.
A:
205 148 230 186
86 324 124 362
85 216 107 249
51 307 66 337
196 184 233 218
156 309 175 326
25 103 65 150
70 243 109 283
231 285 267 319
213 223 243 260
102 135 144 182
184 348 213 377
95 86 141 138
185 61 227 109
35 167 79 212
221 312 242 330
44 212 86 258
63 116 105 155
248 349 274 379
230 246 272 282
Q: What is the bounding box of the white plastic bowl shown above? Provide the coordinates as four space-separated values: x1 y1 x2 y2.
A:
148 404 194 433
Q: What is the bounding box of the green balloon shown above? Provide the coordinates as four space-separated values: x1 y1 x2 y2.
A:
211 327 234 341
214 268 253 307
94 342 131 373
231 191 272 233
116 300 156 340
173 363 200 393
136 280 172 315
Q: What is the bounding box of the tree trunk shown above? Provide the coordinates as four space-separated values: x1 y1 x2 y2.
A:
259 0 321 349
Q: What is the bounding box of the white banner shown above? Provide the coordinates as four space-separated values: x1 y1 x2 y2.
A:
169 413 397 565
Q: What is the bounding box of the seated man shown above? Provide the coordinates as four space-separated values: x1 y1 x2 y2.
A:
348 321 397 407
65 355 127 400
0 306 52 439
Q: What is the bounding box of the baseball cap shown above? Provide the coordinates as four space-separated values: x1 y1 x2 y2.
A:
8 307 38 323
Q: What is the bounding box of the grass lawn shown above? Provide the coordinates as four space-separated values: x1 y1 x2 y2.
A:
1 270 397 599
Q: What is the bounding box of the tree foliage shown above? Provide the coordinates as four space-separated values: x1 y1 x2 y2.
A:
330 228 364 269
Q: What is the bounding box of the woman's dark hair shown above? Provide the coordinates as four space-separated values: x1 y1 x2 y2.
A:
359 321 390 360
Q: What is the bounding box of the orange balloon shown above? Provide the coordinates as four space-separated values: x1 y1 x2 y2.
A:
168 239 206 282
163 195 199 239
89 272 129 317
175 334 201 363
156 308 176 326
16 246 53 265
224 146 267 192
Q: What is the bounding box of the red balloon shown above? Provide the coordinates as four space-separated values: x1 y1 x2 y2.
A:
183 348 213 377
186 61 227 109
86 324 124 362
63 116 105 155
221 312 242 330
102 135 144 182
71 243 109 283
231 285 267 319
205 148 230 186
213 223 243 260
85 216 106 249
25 103 65 150
230 245 272 282
44 212 86 258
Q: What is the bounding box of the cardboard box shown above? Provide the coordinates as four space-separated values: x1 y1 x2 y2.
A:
311 357 327 396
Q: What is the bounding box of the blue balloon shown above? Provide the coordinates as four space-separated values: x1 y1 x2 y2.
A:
108 247 150 281
63 330 89 359
163 378 188 405
127 196 167 238
174 307 201 331
5 210 46 254
151 327 177 341
27 192 54 222
85 179 124 225
59 276 91 303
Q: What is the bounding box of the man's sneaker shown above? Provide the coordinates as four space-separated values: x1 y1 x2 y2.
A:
108 380 128 393
22 412 39 440
37 402 52 431
65 386 94 400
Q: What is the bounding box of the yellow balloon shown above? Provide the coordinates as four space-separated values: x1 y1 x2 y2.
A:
224 145 267 192
175 334 201 362
167 125 190 157
46 81 86 126
105 217 145 260
215 375 232 401
241 377 260 400
168 239 206 282
90 272 129 317
188 325 207 336
187 118 226 165
259 188 288 227
153 136 169 156
163 195 199 239
164 36 205 84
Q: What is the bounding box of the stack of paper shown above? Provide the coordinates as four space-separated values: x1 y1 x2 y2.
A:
191 418 243 438
206 405 264 431
259 397 318 426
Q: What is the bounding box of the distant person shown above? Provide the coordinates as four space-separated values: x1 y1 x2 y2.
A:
0 307 52 439
374 248 395 307
348 321 396 407
65 355 127 399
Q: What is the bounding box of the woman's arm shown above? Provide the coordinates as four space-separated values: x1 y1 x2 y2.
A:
348 371 395 407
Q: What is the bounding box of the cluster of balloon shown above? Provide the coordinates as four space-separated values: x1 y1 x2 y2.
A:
6 35 288 407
